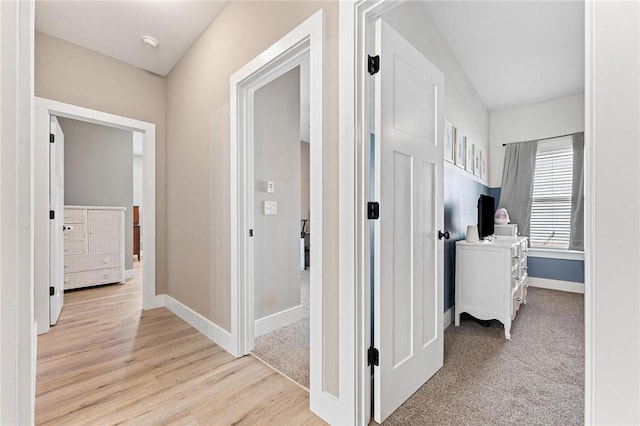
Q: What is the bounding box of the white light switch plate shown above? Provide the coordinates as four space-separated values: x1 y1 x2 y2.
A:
264 201 277 215
267 181 275 193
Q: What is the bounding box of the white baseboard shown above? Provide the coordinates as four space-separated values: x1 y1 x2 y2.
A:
528 277 585 294
163 295 237 356
254 304 304 337
443 307 453 329
125 269 135 280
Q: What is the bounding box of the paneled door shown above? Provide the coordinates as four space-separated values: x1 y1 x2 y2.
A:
373 19 445 423
49 116 65 325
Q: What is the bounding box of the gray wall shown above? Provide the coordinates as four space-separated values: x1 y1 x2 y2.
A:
253 67 301 320
59 117 134 271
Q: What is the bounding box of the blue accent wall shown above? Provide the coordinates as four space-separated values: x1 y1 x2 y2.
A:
527 257 584 283
444 168 490 310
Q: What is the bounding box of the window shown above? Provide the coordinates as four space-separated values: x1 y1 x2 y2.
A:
530 137 573 249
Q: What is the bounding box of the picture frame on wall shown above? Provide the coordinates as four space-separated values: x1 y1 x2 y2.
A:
474 148 481 176
454 128 465 168
465 139 474 173
444 120 454 163
480 150 487 180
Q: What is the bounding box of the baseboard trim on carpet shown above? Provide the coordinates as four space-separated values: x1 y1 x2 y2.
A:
163 294 236 356
443 307 453 329
528 277 584 294
254 304 304 338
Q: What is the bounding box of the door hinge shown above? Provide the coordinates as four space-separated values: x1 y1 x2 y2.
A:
50 133 55 143
49 286 55 296
368 55 380 75
249 229 254 237
368 346 379 366
367 202 380 220
50 210 55 220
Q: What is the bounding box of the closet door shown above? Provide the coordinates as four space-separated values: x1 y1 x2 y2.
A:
88 210 122 254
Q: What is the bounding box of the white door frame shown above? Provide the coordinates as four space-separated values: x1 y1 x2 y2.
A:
229 9 336 422
34 97 159 335
340 0 595 424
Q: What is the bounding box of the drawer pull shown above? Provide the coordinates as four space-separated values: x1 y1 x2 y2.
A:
103 274 110 279
516 297 522 302
103 259 109 264
64 279 70 283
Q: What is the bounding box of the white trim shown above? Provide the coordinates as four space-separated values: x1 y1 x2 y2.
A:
1 1 36 423
443 308 453 330
124 269 135 280
444 161 488 187
254 305 304 338
528 277 585 294
527 248 585 261
34 98 157 334
163 295 235 356
229 10 334 423
584 2 595 422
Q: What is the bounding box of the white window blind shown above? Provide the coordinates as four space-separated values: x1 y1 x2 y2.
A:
530 137 573 249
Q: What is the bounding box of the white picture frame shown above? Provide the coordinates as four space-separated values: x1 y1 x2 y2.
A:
474 147 481 176
444 120 454 163
465 139 474 172
454 128 465 168
480 149 487 180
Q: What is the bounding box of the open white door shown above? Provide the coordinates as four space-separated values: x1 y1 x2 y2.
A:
373 20 445 423
49 116 64 325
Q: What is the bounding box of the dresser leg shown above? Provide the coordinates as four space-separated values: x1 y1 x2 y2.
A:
504 322 512 340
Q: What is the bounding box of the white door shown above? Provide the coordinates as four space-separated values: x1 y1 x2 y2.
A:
49 116 65 325
373 20 445 422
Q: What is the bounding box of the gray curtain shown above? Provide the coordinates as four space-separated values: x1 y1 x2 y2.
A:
498 141 538 238
569 132 585 251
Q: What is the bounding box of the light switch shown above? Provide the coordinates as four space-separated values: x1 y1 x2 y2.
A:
267 181 275 193
264 201 277 215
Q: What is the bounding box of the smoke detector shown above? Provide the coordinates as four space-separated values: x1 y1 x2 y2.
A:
141 35 159 49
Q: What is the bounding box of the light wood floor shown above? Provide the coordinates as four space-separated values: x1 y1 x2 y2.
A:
36 261 325 425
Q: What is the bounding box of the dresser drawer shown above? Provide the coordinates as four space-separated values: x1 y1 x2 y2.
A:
63 271 92 290
64 224 86 241
63 256 90 273
92 268 123 285
89 253 121 270
64 209 85 224
511 285 523 320
64 240 85 256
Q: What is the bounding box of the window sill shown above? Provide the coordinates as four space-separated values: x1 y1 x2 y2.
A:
527 247 584 261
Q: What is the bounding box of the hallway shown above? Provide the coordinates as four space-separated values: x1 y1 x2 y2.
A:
35 262 324 425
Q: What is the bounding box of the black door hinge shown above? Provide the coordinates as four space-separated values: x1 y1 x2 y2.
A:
249 229 254 237
368 55 380 75
50 210 55 220
50 133 55 143
49 286 55 296
368 346 379 366
367 202 380 220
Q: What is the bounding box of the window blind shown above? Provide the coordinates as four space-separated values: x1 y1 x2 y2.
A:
530 138 573 249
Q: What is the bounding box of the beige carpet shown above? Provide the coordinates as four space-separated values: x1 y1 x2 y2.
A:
384 287 584 425
252 269 310 389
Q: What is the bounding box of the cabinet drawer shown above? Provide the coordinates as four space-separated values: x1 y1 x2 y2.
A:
63 256 90 273
64 224 86 241
511 286 523 320
92 268 123 285
64 209 85 224
63 271 92 290
64 240 85 256
89 254 121 270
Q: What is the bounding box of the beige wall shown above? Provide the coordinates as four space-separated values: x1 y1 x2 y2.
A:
34 32 167 294
59 118 134 270
166 1 339 395
253 67 301 319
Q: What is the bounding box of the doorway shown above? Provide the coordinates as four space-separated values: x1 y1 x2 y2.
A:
34 97 158 335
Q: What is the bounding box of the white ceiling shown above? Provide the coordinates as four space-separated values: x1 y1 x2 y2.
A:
35 0 229 76
422 1 585 111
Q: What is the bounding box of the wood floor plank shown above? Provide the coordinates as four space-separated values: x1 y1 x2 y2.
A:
36 261 325 425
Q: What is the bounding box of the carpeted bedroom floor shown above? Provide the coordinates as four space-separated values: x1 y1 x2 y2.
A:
253 279 584 425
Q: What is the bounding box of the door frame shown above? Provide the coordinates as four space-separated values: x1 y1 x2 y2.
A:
34 97 159 335
229 9 334 421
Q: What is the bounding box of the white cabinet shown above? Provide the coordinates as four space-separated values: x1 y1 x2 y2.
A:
454 237 528 339
63 206 125 290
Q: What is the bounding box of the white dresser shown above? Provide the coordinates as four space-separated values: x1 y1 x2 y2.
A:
455 236 528 339
63 206 126 290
